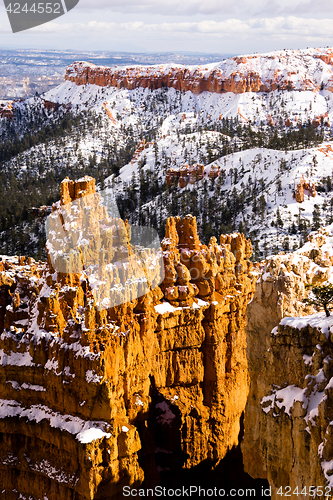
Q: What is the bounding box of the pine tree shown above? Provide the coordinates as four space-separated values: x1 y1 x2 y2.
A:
276 207 284 228
312 204 321 230
304 283 333 317
259 194 266 219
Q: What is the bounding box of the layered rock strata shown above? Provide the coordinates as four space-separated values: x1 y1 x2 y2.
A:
0 177 256 499
65 48 333 95
242 227 333 499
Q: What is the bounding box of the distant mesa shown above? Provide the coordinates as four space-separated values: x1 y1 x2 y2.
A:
65 48 333 96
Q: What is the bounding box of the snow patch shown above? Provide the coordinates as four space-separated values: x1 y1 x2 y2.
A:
280 313 333 338
0 399 111 444
154 302 177 314
155 401 176 425
6 381 45 392
85 370 103 384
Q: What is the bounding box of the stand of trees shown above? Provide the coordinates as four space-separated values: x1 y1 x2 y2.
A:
0 88 331 260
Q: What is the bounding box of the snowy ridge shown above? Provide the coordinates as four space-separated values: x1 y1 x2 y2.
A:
0 399 111 444
39 74 333 260
280 313 333 338
2 47 333 258
65 47 333 94
43 79 333 128
113 140 333 256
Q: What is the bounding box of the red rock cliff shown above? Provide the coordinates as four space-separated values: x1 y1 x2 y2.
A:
65 48 333 95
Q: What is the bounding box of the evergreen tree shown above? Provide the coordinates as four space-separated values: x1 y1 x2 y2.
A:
312 204 321 230
276 207 284 228
304 283 333 317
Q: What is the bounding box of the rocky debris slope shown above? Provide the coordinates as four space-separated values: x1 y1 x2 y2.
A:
0 177 256 499
242 227 333 499
65 47 333 95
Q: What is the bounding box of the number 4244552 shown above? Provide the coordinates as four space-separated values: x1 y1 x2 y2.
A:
5 3 61 14
277 486 332 496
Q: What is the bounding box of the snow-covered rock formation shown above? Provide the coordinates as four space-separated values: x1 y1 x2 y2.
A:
65 48 333 95
243 226 333 499
0 177 256 499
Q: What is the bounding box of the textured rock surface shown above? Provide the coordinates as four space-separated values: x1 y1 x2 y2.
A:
294 175 316 203
0 102 13 119
65 48 333 95
242 227 333 499
0 178 256 499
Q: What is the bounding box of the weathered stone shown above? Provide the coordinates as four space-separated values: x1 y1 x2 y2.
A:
65 49 333 97
0 177 256 499
242 229 333 499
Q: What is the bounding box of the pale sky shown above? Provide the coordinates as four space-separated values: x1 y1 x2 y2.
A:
0 0 332 55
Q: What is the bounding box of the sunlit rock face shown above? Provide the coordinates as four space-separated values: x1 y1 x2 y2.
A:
65 48 333 95
0 177 255 499
242 227 333 499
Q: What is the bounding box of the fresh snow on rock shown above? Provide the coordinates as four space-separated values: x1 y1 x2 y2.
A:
280 313 333 339
0 399 111 443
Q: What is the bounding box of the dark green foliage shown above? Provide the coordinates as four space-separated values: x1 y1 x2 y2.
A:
0 107 136 259
312 204 321 230
0 87 331 260
276 208 284 228
282 237 290 251
303 283 333 317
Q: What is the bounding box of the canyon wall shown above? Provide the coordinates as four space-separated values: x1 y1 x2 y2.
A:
65 48 333 95
0 177 256 499
242 228 333 499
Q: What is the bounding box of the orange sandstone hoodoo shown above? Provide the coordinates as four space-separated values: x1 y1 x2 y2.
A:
294 175 316 203
0 176 257 499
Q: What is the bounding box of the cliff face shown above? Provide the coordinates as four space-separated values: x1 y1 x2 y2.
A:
242 228 333 499
0 102 13 119
65 48 333 95
0 177 255 499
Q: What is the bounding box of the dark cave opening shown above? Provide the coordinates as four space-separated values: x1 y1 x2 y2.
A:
135 380 270 500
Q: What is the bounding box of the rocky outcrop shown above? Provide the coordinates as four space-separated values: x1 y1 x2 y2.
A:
42 100 61 111
65 48 333 95
166 163 220 188
0 99 72 121
294 175 316 203
0 177 256 499
242 227 333 499
0 102 13 119
42 100 71 113
130 140 152 164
